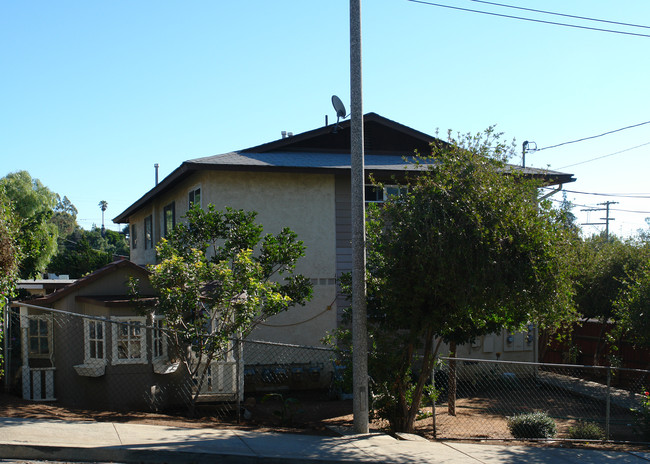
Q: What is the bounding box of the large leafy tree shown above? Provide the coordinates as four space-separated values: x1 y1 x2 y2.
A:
354 128 576 433
0 188 21 378
0 171 58 278
144 205 313 411
572 234 650 364
48 226 130 278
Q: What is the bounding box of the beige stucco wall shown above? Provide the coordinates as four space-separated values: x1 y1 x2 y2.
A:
126 170 338 348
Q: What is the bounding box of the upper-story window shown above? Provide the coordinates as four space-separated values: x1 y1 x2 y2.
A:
365 185 409 204
131 224 138 249
163 202 175 238
188 187 201 208
144 215 153 249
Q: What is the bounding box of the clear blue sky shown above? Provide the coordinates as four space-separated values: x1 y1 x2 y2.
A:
2 1 649 237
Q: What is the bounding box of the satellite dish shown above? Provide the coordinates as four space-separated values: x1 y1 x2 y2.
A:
331 95 347 119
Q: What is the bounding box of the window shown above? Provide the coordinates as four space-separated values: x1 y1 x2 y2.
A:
84 319 105 363
111 317 147 364
28 316 52 358
152 315 167 361
188 187 201 208
365 185 408 204
144 215 153 250
163 202 175 238
131 224 138 249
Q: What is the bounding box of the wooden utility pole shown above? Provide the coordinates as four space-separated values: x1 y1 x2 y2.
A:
582 201 618 239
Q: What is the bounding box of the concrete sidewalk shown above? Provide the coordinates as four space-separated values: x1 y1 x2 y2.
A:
0 416 648 464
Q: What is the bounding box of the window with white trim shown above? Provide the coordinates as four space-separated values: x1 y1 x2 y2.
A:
152 315 168 361
111 317 147 364
84 319 106 363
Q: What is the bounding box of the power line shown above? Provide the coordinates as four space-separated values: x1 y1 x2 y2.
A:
543 188 650 199
556 141 650 169
406 0 650 38
549 198 650 215
468 0 650 30
538 121 650 152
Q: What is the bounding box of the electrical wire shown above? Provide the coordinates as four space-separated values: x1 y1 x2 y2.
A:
548 197 650 214
556 141 650 170
543 188 650 199
538 121 650 152
468 0 650 30
406 0 650 38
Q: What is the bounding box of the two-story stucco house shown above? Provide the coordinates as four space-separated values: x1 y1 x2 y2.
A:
113 113 575 353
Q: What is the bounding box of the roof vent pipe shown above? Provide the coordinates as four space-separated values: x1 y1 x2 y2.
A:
287 132 293 137
281 131 287 139
154 163 159 186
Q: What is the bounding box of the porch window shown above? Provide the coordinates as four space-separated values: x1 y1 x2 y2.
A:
28 316 52 358
152 315 167 361
85 320 105 362
111 317 147 364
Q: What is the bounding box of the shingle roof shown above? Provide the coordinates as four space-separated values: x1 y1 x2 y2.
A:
113 113 576 224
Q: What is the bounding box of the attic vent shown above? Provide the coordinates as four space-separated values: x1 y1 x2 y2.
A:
281 131 294 139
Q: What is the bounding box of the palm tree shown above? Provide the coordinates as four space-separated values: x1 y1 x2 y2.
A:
98 200 108 236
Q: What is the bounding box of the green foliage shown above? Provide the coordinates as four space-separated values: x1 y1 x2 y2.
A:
0 187 22 379
340 127 576 433
0 171 58 278
567 421 605 440
261 393 303 426
144 205 312 410
47 226 129 278
507 411 557 439
637 389 650 439
613 264 650 349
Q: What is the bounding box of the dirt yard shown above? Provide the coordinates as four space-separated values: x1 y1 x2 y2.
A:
0 390 646 452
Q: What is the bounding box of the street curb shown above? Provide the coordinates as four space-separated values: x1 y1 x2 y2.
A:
0 443 380 464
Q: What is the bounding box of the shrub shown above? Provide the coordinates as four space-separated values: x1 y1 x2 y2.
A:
507 411 557 439
567 421 605 440
639 389 650 439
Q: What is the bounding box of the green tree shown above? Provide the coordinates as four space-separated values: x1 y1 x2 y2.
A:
51 194 78 238
0 171 58 278
142 205 313 412
0 187 22 378
572 235 649 364
614 264 650 351
47 226 129 278
343 128 576 433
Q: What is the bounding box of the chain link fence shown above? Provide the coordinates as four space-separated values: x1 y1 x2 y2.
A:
3 304 339 420
4 304 650 443
429 357 649 442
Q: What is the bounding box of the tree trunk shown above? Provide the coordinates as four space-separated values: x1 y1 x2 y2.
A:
448 341 457 416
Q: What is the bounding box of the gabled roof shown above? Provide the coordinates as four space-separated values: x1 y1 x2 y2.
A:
113 113 576 223
16 259 151 306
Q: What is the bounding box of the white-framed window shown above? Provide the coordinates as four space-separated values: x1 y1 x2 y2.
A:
188 186 201 208
111 317 147 364
27 315 52 358
84 319 106 364
152 315 168 361
365 184 408 204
